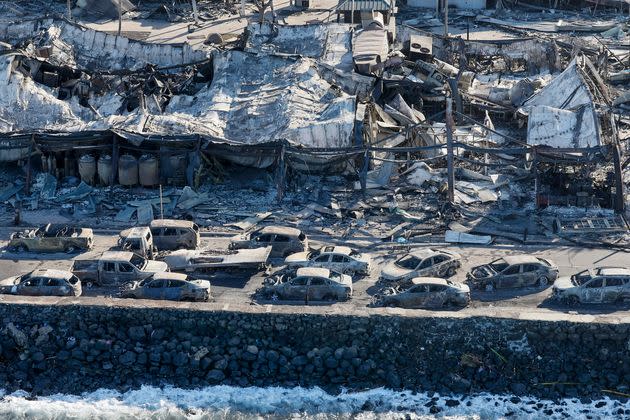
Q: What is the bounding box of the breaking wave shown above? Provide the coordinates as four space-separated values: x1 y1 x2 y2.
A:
0 385 627 419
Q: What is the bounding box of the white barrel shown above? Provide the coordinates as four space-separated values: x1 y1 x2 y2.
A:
139 155 159 187
78 154 96 185
97 155 112 186
118 154 138 186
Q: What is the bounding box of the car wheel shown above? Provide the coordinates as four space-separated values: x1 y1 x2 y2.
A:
386 302 397 308
322 294 336 302
65 245 77 254
537 276 549 287
16 245 27 253
84 280 97 288
484 283 495 292
445 266 456 277
271 293 280 301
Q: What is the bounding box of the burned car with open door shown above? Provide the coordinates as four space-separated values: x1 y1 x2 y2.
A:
467 255 558 290
380 249 461 282
8 224 93 253
260 267 352 302
378 278 470 309
552 267 630 304
0 269 81 297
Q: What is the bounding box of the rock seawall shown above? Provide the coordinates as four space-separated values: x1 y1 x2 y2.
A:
0 303 628 398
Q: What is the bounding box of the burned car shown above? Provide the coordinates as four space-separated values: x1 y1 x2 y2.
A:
284 246 370 275
379 278 470 309
118 226 156 259
380 249 461 282
467 255 558 290
230 226 308 258
0 269 81 297
121 272 210 302
261 267 352 302
150 219 200 251
8 224 93 253
72 251 168 287
552 267 630 304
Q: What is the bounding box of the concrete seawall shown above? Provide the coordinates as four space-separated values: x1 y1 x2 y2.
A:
0 301 629 399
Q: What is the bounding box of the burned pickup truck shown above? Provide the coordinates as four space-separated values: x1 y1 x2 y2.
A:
72 251 168 287
163 246 271 278
8 224 93 253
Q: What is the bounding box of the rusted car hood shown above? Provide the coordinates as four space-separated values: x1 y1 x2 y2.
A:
284 252 309 263
144 260 168 273
0 276 20 287
553 276 576 290
190 279 211 289
381 263 413 280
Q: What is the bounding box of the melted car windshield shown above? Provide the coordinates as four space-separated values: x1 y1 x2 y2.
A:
329 272 341 282
396 255 422 270
130 254 146 270
490 259 509 272
571 270 592 285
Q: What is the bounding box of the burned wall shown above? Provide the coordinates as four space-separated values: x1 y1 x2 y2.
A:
0 302 629 398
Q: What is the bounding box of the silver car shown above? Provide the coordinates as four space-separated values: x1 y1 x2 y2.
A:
467 255 558 290
552 267 630 304
261 267 352 302
122 272 210 302
379 278 470 309
284 246 370 275
381 249 461 282
0 269 82 297
230 226 308 258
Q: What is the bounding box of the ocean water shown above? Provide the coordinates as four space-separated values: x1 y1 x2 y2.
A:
0 385 627 420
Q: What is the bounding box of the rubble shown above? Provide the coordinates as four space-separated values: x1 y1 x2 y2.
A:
0 0 624 250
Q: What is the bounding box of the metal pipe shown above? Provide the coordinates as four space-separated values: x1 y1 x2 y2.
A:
445 98 455 203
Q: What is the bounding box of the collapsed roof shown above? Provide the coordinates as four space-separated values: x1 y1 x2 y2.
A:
520 56 608 149
0 18 357 149
0 19 208 72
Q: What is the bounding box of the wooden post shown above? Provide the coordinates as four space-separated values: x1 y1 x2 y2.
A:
25 135 34 195
533 147 539 209
443 0 449 36
351 0 355 25
159 185 164 219
445 98 455 204
612 142 625 213
276 144 286 202
191 0 199 24
360 149 369 197
118 0 122 36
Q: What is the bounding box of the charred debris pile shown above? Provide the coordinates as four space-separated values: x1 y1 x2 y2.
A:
0 1 628 248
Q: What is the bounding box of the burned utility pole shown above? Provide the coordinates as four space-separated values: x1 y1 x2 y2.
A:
191 0 199 24
118 0 122 36
67 0 72 20
443 0 449 36
445 97 455 204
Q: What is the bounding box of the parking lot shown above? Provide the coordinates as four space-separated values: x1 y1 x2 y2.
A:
0 227 629 316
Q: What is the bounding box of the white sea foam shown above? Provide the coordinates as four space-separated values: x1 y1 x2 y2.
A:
0 385 627 419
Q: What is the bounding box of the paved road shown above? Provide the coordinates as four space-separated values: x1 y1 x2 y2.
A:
0 228 628 317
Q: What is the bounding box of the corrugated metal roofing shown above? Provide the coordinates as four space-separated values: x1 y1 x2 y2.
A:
337 0 392 11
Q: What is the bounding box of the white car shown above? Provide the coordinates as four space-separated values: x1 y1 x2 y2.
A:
284 246 370 275
552 267 630 304
381 249 461 282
